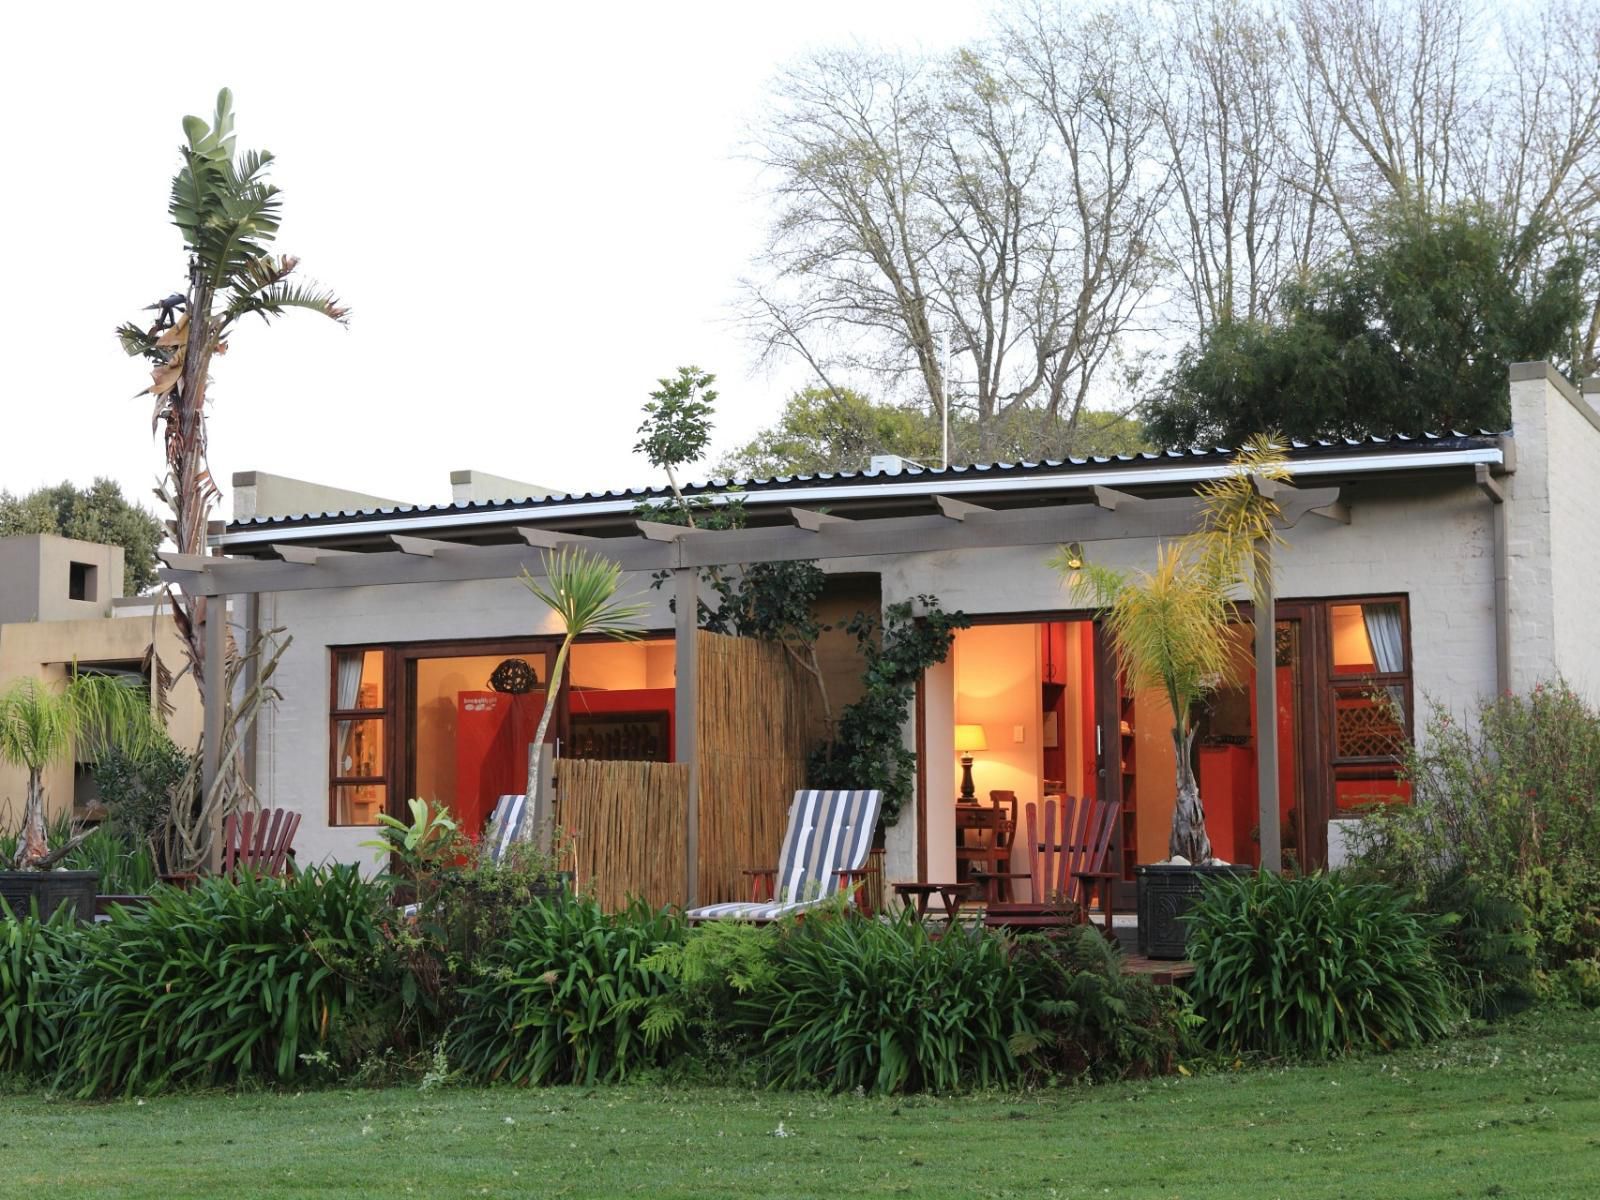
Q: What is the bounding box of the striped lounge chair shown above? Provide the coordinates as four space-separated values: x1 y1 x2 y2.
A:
687 788 882 922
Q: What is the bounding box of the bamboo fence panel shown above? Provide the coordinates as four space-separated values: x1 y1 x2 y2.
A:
695 630 826 903
556 758 688 911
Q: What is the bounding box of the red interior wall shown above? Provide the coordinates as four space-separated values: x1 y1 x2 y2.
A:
567 687 675 755
454 691 546 836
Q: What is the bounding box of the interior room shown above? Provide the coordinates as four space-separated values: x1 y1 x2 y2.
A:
943 620 1098 898
407 639 676 837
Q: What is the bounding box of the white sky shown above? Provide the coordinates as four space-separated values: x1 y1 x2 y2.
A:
0 1 989 519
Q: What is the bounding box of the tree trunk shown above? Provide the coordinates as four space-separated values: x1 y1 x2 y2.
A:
512 636 572 846
13 769 48 869
1168 725 1212 863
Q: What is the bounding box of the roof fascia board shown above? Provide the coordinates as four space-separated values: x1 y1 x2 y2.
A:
214 446 1499 549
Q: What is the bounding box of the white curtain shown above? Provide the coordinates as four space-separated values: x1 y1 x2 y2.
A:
1362 603 1406 718
334 652 365 775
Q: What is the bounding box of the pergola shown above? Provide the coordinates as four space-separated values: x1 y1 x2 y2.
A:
162 481 1344 900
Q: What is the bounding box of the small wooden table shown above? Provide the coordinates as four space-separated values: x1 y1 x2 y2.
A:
893 881 971 926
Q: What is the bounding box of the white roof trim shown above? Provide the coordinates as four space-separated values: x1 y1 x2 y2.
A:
213 445 1503 548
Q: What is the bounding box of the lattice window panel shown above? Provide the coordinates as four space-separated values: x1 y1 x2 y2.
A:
1336 701 1403 758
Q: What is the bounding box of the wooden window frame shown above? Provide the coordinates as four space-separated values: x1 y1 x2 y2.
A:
328 646 395 827
1323 595 1414 775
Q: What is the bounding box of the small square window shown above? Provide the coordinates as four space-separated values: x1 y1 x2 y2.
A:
68 561 98 602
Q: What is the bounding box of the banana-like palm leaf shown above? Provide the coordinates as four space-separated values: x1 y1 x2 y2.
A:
223 279 349 329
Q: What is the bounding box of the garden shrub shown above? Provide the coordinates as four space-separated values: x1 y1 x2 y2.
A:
640 917 778 1076
1186 871 1460 1059
58 866 415 1096
0 909 78 1078
744 911 1033 1094
1010 924 1195 1080
449 896 686 1086
1423 869 1538 1020
1350 683 1600 980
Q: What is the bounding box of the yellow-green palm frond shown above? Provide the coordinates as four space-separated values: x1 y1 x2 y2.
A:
520 547 649 642
0 674 160 773
1194 433 1290 608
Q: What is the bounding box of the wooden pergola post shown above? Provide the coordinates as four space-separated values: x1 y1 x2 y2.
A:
201 591 228 870
1253 538 1281 874
674 567 700 907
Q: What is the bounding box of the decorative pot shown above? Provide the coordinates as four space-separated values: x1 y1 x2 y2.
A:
0 869 101 922
1135 863 1252 959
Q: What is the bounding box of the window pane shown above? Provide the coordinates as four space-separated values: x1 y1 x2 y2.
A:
334 784 386 826
1332 603 1406 676
1333 688 1405 759
333 649 385 710
334 718 384 778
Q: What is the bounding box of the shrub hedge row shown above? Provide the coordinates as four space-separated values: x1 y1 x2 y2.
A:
2 869 1197 1097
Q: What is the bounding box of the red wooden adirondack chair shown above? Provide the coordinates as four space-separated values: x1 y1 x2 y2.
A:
222 809 302 877
983 795 1120 936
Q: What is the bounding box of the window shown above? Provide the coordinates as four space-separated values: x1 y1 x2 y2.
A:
69 561 97 602
1326 598 1412 810
330 648 389 825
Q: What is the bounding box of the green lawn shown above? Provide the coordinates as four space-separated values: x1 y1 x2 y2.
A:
3 1008 1597 1199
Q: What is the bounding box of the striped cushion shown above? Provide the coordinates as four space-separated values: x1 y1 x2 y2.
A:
483 794 528 864
689 788 882 921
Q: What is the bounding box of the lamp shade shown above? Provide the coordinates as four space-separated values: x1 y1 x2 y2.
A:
954 724 989 753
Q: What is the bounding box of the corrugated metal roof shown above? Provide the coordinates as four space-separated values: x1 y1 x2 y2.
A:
222 430 1504 536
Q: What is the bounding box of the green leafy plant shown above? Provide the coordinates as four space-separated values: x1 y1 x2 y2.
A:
57 867 414 1096
1186 871 1460 1059
1349 682 1600 979
745 911 1033 1094
91 734 196 870
640 919 779 1074
514 547 648 845
1060 438 1287 862
0 673 161 868
449 896 686 1086
808 598 969 825
1009 925 1196 1080
362 798 466 876
1422 869 1538 1021
0 908 78 1077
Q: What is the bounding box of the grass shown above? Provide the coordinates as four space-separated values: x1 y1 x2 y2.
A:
1 1008 1596 1199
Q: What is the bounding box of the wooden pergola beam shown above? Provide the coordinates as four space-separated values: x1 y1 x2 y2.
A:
271 543 355 564
789 507 849 531
1092 486 1141 510
934 495 991 521
390 534 466 557
160 489 1346 598
516 526 598 548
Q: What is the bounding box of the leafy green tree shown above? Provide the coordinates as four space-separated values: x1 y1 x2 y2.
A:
718 387 941 478
719 386 1149 478
0 479 164 594
635 367 716 519
1146 206 1589 446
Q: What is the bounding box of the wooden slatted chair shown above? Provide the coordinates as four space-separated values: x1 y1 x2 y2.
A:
687 789 883 922
983 794 1121 935
221 808 302 877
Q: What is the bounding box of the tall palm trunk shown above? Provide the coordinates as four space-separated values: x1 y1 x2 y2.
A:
12 768 48 868
516 635 573 849
1168 725 1212 863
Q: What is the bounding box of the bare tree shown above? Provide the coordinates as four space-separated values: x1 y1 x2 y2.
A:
1148 0 1332 329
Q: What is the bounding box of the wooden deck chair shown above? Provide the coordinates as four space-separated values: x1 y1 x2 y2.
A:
984 795 1120 935
221 809 302 877
687 789 882 922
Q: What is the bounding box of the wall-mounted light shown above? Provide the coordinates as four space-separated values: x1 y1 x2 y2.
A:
1062 542 1085 571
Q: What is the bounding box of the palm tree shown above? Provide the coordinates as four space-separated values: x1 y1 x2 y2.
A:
1 675 161 869
1055 437 1288 863
116 89 346 704
512 547 649 845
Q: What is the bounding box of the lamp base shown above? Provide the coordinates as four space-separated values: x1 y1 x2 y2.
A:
960 754 976 800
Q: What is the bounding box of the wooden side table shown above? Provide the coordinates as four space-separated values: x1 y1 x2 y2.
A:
893 881 971 926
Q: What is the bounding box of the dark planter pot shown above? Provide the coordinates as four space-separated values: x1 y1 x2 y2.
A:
1135 863 1252 959
0 869 101 923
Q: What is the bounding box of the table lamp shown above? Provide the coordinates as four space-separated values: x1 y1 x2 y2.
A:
954 724 988 800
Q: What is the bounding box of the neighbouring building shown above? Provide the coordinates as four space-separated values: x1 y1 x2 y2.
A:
162 364 1600 906
0 534 200 826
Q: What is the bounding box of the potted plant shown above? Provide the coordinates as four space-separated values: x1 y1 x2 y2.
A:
1057 438 1287 957
1 673 161 920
